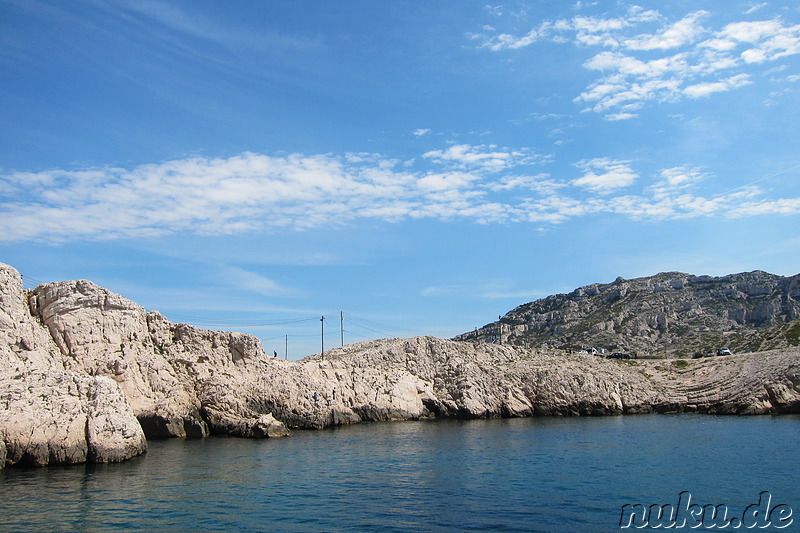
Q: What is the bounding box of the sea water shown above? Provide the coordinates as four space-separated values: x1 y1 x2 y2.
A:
1 414 797 532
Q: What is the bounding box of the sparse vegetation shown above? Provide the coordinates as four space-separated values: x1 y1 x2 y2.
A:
786 321 800 346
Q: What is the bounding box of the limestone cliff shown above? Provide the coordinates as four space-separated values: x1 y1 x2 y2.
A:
300 337 800 419
2 262 800 469
26 276 291 440
0 263 146 467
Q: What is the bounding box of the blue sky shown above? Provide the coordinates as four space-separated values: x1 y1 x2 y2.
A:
2 0 799 359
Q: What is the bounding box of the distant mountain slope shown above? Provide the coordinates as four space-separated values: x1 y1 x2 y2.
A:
455 271 800 357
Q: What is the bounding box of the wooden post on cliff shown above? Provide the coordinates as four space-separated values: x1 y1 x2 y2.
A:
320 316 325 358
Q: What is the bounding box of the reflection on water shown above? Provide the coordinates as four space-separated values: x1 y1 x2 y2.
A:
1 415 798 532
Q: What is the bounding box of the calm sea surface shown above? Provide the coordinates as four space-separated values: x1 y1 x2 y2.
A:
1 415 797 532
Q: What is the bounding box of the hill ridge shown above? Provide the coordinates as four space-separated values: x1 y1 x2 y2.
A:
456 270 800 356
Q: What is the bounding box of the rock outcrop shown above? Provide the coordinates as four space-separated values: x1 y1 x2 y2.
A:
0 263 146 467
27 277 290 440
298 337 800 419
456 271 800 357
2 262 800 469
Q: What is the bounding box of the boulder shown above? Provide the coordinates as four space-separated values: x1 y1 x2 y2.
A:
0 369 146 467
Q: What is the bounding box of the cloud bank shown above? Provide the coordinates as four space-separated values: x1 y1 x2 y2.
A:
2 148 799 243
475 6 800 118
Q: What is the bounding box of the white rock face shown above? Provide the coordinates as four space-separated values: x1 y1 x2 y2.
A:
29 280 206 437
0 370 146 466
27 277 291 439
296 337 666 421
0 263 146 468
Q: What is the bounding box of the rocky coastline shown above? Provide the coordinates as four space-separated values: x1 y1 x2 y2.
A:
2 262 799 468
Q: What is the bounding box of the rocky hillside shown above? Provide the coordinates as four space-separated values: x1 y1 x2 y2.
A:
456 271 800 357
2 262 800 469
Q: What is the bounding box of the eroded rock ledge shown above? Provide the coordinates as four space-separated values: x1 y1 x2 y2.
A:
2 262 799 468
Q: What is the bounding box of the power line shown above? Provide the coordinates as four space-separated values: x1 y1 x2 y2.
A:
167 314 319 328
345 314 424 337
20 274 46 289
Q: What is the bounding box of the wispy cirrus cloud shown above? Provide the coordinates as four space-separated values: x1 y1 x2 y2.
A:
2 149 799 243
475 5 800 119
221 265 298 297
91 0 321 51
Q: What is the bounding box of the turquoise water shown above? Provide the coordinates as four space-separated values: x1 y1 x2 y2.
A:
1 415 798 532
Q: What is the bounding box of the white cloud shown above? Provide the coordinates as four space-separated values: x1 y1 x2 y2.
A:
518 195 603 223
583 51 690 77
605 112 639 121
2 151 799 243
478 8 800 117
700 38 738 52
731 197 800 216
413 128 431 136
722 20 785 43
480 25 547 51
421 143 537 172
711 19 800 63
648 166 708 199
570 16 628 34
486 173 562 194
417 171 482 192
572 158 638 193
624 11 708 51
478 7 658 51
684 73 752 97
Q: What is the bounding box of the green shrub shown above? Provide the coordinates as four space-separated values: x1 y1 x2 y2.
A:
786 321 800 346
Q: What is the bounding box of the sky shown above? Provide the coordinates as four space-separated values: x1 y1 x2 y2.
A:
1 0 799 359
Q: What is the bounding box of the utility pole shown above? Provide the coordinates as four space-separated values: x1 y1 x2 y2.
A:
340 311 344 347
320 316 325 357
498 315 502 345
